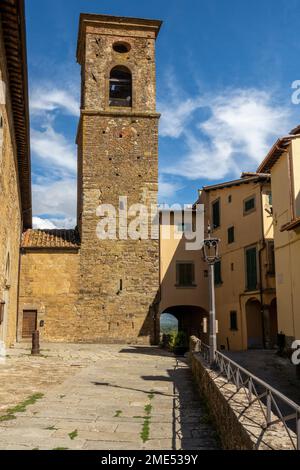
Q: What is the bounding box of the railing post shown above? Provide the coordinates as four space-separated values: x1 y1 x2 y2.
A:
266 391 272 426
236 369 240 390
248 379 252 402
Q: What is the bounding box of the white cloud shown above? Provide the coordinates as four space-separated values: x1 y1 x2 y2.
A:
49 217 77 229
159 97 203 138
158 176 182 202
32 217 57 230
31 125 77 174
30 87 79 117
161 88 292 180
32 178 77 229
30 80 79 228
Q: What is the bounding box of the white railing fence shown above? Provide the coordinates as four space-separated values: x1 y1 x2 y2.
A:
195 340 300 450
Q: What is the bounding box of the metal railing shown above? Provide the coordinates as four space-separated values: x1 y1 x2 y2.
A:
197 342 300 450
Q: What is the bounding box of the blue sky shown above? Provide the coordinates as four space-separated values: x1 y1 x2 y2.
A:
26 0 300 228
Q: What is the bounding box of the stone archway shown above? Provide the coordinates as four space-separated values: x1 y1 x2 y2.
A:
246 298 264 349
160 312 178 336
159 305 208 343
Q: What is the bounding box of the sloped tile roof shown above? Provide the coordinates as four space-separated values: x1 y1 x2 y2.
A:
1 0 32 228
22 229 80 249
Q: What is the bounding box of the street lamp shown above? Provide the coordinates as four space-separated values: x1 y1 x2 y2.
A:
203 223 220 365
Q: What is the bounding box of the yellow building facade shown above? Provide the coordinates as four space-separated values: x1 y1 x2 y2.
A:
159 175 277 352
258 130 300 348
199 175 276 351
159 210 209 341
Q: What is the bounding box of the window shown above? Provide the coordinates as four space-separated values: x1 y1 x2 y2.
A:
267 241 275 275
109 66 132 107
176 222 192 233
230 311 238 331
228 226 235 244
176 262 195 287
245 246 258 291
113 41 131 54
214 260 222 285
244 196 256 214
0 301 4 325
228 195 232 203
212 199 220 229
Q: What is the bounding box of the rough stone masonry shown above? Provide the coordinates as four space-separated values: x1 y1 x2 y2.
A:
19 14 162 344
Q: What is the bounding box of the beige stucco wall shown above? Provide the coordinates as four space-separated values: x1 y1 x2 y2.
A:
292 139 300 217
201 181 275 351
0 23 23 347
19 251 80 342
159 213 208 314
271 144 300 344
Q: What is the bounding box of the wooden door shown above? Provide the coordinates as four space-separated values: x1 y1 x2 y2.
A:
22 311 37 338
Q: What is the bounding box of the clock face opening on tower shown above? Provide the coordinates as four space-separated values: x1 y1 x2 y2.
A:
109 66 132 107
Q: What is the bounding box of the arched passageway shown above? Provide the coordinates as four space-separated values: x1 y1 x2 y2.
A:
160 313 178 336
160 305 208 343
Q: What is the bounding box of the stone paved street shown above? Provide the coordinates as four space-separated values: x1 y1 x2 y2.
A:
0 344 219 450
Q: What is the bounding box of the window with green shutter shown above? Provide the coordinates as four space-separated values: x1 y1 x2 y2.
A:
245 246 258 290
228 226 235 244
230 311 238 331
212 199 220 229
244 196 256 214
214 260 222 285
176 262 195 287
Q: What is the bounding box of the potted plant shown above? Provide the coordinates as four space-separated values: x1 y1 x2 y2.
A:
171 331 188 356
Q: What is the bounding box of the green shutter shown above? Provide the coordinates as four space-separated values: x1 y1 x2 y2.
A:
246 247 257 290
212 200 220 228
228 226 234 244
230 311 238 331
214 260 222 285
244 197 255 213
177 263 195 286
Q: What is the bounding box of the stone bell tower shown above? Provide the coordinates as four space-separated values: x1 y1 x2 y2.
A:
76 14 162 343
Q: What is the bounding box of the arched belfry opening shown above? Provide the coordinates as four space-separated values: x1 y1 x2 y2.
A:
109 66 132 107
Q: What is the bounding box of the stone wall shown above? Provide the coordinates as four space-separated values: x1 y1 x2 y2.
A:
189 337 297 450
75 16 160 344
19 251 80 342
0 21 22 347
17 16 161 345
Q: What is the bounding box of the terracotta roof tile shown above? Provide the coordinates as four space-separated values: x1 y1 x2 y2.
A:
22 229 80 249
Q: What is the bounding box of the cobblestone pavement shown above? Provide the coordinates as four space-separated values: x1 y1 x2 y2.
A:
0 344 220 450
